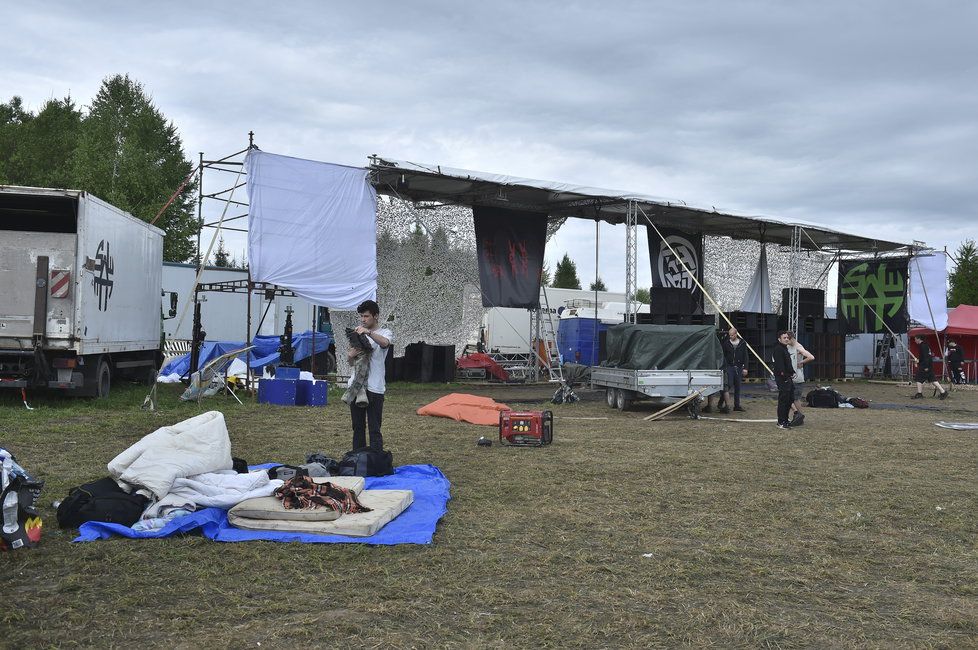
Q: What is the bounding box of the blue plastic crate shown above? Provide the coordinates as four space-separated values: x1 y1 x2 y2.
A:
296 379 328 407
258 378 298 406
276 366 301 380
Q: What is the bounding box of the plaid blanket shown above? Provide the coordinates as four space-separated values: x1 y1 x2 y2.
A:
342 349 370 407
273 476 372 513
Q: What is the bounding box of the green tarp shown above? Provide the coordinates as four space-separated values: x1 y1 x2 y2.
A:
602 324 722 370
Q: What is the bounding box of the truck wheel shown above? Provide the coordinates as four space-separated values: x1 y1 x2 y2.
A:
95 358 112 399
606 388 617 408
615 389 631 411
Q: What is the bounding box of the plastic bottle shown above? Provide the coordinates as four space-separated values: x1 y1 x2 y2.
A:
2 490 18 534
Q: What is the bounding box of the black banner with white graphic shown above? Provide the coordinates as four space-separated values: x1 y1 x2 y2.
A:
647 226 703 310
838 258 909 333
473 206 548 309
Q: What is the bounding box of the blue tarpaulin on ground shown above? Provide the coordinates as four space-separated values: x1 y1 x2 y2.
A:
160 330 332 377
74 464 450 545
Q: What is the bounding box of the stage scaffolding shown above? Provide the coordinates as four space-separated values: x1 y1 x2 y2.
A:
189 133 326 392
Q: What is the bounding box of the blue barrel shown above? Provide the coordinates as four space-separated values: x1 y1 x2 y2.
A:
557 317 607 366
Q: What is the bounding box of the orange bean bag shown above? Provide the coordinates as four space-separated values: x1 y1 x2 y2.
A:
416 393 511 426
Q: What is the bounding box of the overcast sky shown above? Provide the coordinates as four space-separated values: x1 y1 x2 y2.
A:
3 1 976 292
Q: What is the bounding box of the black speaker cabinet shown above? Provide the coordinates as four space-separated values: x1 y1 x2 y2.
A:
781 288 825 318
428 345 456 383
403 342 424 382
650 287 696 315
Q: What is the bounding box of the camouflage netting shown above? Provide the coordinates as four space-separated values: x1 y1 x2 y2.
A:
333 197 831 376
334 197 569 377
702 236 832 314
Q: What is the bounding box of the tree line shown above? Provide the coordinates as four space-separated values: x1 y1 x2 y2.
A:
547 252 651 302
0 75 198 262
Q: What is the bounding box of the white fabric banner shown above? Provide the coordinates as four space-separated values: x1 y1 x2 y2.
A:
909 253 948 331
740 245 773 313
245 150 377 309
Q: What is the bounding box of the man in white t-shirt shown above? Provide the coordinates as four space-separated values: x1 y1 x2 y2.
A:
786 332 815 426
346 300 394 451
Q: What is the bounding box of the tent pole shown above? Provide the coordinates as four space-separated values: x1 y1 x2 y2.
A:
594 219 599 364
246 278 252 394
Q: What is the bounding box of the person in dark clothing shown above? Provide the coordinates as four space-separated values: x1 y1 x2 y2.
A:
772 330 795 428
721 327 749 411
946 340 965 385
345 300 394 451
913 334 947 399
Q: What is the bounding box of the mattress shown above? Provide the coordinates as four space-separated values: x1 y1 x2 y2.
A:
228 488 414 537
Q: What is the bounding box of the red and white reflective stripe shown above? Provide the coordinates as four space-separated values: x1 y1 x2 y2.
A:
50 270 70 298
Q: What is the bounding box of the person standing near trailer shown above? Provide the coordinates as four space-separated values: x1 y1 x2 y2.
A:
721 327 748 412
346 300 394 451
912 334 948 400
786 332 815 426
773 331 795 429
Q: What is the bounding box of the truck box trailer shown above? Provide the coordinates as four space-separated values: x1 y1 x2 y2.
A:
0 186 165 397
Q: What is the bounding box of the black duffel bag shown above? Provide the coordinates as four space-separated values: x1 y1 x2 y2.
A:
806 388 841 408
337 448 394 477
56 477 148 529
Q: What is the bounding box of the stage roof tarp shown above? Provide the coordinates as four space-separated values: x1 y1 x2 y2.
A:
368 157 912 253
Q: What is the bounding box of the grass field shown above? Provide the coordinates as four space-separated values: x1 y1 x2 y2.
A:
2 379 977 647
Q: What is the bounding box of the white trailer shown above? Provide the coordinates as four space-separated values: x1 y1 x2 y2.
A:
0 186 165 397
483 287 637 354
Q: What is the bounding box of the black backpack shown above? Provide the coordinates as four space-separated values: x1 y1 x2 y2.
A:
56 477 148 529
337 448 394 477
806 388 841 408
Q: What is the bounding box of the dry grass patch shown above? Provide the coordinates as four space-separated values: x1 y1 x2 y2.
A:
1 380 976 647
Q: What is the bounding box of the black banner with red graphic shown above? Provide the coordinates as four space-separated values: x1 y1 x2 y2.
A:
473 206 548 308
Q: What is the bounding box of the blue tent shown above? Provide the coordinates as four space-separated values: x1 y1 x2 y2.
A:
160 330 333 377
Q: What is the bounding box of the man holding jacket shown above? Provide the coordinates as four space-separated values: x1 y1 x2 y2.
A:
773 330 795 429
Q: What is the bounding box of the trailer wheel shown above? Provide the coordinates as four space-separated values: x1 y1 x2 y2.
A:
606 388 617 408
615 389 631 411
95 358 112 399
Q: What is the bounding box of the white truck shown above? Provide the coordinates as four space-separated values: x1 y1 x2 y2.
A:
0 186 168 397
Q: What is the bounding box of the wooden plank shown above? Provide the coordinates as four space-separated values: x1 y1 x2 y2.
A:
643 389 702 422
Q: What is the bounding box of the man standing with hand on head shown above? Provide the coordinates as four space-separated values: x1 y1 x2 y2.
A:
786 332 815 426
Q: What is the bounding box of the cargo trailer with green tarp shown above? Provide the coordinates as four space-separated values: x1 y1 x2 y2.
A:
591 324 723 412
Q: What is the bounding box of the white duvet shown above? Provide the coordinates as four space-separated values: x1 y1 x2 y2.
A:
108 411 234 499
143 470 283 518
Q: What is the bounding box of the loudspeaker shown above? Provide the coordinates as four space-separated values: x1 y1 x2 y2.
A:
781 288 825 318
403 342 424 382
649 287 695 315
428 345 456 383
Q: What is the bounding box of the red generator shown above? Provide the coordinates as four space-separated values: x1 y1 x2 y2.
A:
499 410 553 447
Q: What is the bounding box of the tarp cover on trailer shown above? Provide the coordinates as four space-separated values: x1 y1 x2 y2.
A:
602 324 722 370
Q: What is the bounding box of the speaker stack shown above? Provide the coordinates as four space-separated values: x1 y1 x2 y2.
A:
392 342 456 383
637 287 714 326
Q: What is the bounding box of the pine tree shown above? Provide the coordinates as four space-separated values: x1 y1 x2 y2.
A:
72 75 198 262
949 240 978 307
552 253 581 289
213 237 231 267
589 277 607 291
540 262 552 287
